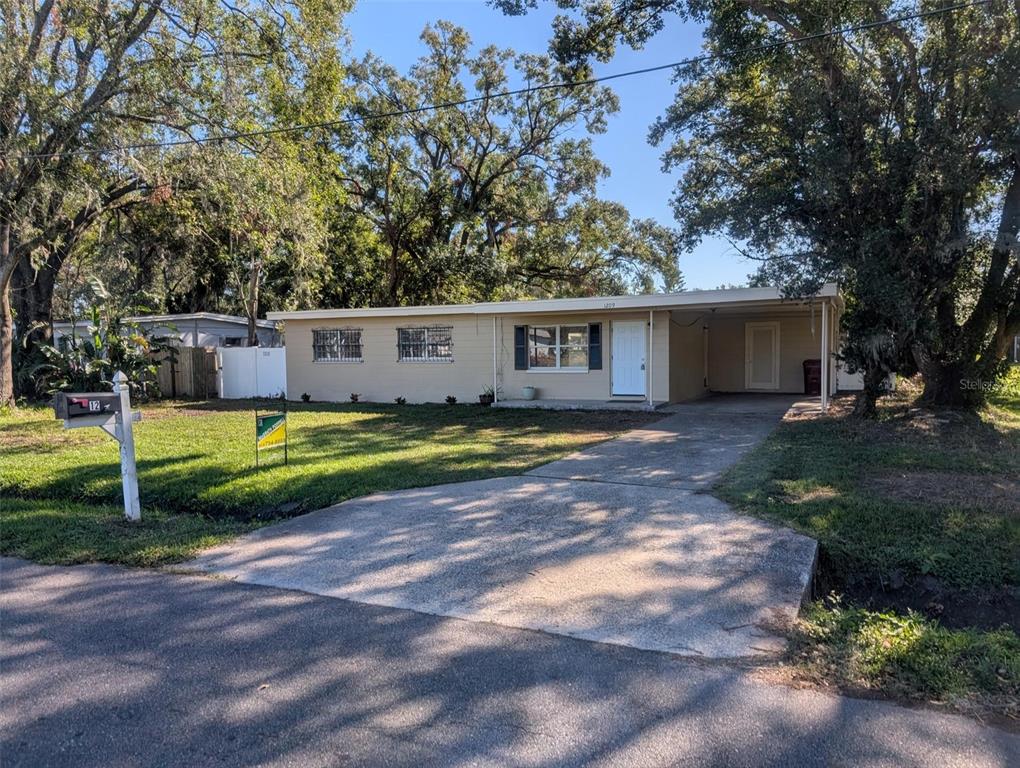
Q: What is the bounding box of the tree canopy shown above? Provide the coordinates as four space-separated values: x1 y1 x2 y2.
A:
335 21 681 306
0 0 351 404
0 5 686 405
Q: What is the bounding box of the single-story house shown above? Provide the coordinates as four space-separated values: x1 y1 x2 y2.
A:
268 284 844 411
53 312 282 349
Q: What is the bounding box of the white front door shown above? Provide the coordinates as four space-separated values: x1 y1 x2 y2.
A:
745 321 780 390
612 321 647 396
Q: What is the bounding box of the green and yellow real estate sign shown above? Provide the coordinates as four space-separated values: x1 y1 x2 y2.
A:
256 412 287 451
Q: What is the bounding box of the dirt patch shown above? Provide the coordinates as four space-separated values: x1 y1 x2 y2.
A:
841 581 1020 633
812 553 1020 633
865 470 1020 516
789 385 1015 457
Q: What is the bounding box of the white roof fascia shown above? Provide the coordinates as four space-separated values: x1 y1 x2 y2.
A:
267 283 840 322
53 313 276 329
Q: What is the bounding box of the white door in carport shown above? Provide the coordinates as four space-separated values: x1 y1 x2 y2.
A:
745 321 780 390
611 321 646 396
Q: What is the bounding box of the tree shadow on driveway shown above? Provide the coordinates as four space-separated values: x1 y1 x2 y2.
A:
2 558 1016 767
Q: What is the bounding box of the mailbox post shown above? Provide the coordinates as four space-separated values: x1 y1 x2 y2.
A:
54 371 142 521
113 372 141 521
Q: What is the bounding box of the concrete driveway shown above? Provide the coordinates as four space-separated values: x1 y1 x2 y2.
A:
528 394 814 489
188 395 816 658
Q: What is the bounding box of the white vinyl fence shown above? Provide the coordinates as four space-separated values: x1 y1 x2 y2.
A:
835 358 896 392
217 347 287 399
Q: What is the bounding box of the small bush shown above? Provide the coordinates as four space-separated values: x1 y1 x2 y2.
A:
445 395 457 405
301 393 311 403
349 393 360 403
394 396 406 405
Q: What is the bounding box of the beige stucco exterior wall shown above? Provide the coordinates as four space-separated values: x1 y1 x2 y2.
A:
283 310 671 404
668 311 709 402
495 311 669 402
705 310 824 393
283 314 492 403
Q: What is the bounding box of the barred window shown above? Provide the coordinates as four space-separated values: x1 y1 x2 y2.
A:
397 327 453 362
312 328 363 362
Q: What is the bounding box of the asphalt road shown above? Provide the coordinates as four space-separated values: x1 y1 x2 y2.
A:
2 558 1016 768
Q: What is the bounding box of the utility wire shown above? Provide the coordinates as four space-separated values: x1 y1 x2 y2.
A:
14 0 991 160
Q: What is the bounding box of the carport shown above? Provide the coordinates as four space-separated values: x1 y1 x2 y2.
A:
664 289 841 412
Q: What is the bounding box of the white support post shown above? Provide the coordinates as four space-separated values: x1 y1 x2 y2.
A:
830 303 837 397
647 310 654 407
492 316 498 404
113 371 141 521
820 300 830 413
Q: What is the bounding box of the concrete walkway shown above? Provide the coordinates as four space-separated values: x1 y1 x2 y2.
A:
4 559 1016 768
187 396 817 658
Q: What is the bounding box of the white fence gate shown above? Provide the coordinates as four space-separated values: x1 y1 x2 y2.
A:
217 347 287 399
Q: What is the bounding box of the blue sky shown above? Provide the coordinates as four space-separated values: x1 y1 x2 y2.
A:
346 0 754 290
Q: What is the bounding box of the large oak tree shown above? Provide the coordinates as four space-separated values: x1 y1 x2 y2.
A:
0 0 349 405
497 0 1020 413
337 21 681 306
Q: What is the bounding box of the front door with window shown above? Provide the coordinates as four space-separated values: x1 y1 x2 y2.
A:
745 321 780 390
611 321 646 396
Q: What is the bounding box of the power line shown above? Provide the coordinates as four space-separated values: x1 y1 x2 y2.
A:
15 0 992 160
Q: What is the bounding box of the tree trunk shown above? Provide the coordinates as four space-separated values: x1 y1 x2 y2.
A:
387 243 400 306
246 251 261 347
915 335 983 407
0 222 15 408
916 156 1020 407
11 250 59 344
919 362 988 408
851 360 895 419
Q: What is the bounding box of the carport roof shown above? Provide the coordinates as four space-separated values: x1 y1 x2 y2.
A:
267 283 841 321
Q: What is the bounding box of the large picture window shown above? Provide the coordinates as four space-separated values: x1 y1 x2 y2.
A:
312 328 363 362
397 327 453 362
529 325 588 369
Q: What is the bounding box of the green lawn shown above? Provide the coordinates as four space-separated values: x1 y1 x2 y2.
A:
716 368 1020 717
1 400 652 566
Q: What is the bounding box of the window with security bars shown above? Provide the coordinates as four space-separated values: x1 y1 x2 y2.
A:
312 328 363 362
397 327 453 362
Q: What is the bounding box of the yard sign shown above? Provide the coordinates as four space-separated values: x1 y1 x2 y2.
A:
255 409 288 466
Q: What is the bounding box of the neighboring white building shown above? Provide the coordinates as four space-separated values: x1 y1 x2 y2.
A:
52 312 282 348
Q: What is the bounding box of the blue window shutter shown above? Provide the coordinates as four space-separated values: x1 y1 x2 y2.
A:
514 326 528 370
588 323 602 370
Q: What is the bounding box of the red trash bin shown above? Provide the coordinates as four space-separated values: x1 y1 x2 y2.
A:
803 359 822 396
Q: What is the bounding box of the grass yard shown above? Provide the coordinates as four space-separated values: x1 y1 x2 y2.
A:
717 368 1020 719
1 400 653 566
